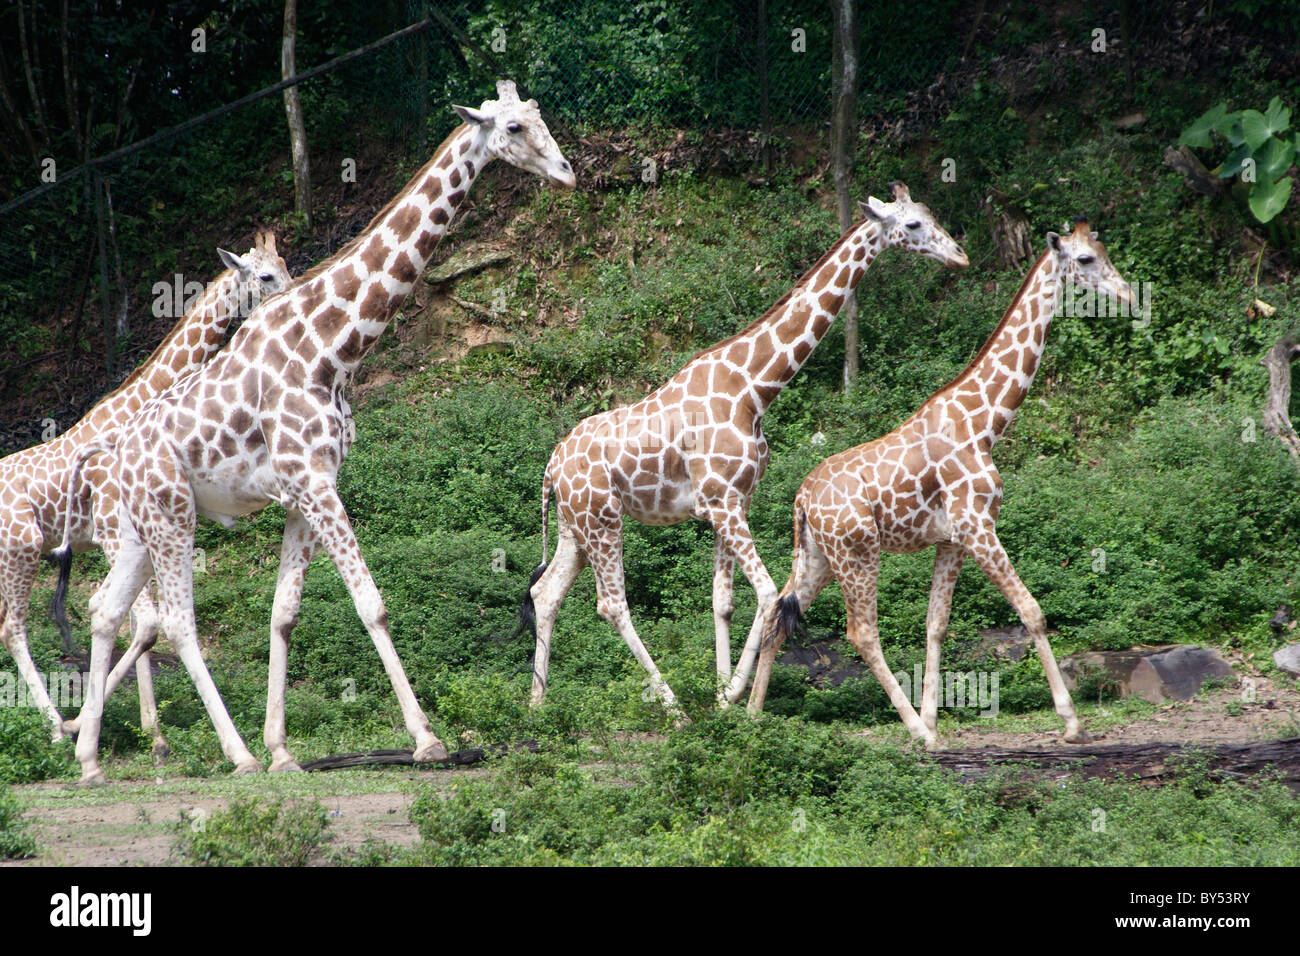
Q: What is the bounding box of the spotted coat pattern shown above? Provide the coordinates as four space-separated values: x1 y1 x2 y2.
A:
747 221 1136 746
0 233 288 746
527 183 969 711
61 82 574 784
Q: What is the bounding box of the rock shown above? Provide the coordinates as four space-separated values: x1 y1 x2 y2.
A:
1274 644 1300 679
776 636 867 688
974 625 1033 662
1060 645 1235 704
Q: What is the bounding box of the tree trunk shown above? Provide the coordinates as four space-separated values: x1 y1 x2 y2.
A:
1261 331 1300 461
830 0 859 390
282 0 311 231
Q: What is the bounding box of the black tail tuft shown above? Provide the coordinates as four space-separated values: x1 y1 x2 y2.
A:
765 592 806 649
46 547 75 655
511 562 548 640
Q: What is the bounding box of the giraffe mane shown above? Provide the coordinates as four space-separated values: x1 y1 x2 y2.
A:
102 266 239 398
297 128 466 283
919 248 1052 406
687 223 864 362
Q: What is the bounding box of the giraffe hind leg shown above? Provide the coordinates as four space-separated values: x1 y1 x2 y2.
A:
529 522 586 706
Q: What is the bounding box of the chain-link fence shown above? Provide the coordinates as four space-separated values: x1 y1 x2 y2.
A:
0 0 973 451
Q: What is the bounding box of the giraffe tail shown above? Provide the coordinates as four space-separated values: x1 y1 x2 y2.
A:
512 471 553 640
47 434 119 645
762 505 809 651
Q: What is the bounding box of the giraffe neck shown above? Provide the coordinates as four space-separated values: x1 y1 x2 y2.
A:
62 268 246 445
945 250 1061 445
293 122 486 384
712 223 884 410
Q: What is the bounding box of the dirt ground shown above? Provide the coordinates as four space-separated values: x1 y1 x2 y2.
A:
2 768 461 867
933 682 1300 750
6 681 1299 866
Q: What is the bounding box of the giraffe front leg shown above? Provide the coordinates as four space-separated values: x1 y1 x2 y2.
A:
711 536 736 699
295 481 448 763
0 545 66 738
920 543 963 735
966 529 1090 744
263 510 318 772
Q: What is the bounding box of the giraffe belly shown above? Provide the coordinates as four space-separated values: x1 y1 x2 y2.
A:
191 463 277 523
621 479 696 526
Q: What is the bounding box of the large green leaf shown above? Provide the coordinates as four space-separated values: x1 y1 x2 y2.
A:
1263 96 1292 136
1248 176 1293 223
1254 136 1296 183
1178 103 1230 149
1240 110 1273 151
1218 143 1252 178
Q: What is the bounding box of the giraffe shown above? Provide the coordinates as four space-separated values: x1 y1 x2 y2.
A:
745 219 1135 746
0 232 289 751
520 183 968 713
54 81 574 784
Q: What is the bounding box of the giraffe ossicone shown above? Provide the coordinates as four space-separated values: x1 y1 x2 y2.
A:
54 83 574 785
517 182 967 714
0 233 289 752
746 219 1135 747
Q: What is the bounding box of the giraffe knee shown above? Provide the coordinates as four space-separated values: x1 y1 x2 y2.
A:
1022 600 1047 637
596 596 627 626
270 605 300 640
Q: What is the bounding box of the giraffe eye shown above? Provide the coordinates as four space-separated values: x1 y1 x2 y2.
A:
905 221 921 230
1077 255 1095 265
507 121 523 134
259 273 274 282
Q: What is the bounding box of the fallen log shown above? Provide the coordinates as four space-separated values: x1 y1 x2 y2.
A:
928 736 1300 791
300 738 540 772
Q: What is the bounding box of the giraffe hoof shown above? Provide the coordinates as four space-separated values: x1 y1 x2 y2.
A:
232 758 264 775
412 740 451 763
269 757 302 773
78 769 109 787
1063 729 1093 745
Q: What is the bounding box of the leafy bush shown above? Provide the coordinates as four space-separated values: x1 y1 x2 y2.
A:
0 707 75 784
174 796 329 866
0 787 36 860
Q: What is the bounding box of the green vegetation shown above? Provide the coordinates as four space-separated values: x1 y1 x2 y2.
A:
173 795 329 866
0 787 36 860
0 707 76 785
401 714 1300 865
1180 96 1297 228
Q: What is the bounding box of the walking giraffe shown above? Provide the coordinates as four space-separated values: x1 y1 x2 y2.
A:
0 232 288 750
746 219 1135 745
54 81 574 784
520 183 968 712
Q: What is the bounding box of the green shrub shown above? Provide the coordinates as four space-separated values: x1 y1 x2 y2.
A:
0 707 75 784
174 796 328 866
0 787 36 860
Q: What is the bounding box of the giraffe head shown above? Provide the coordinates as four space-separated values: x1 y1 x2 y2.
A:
1047 218 1134 308
453 79 576 188
858 181 969 269
215 230 291 313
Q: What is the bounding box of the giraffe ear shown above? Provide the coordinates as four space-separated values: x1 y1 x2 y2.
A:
217 247 253 279
453 104 491 125
1046 231 1062 252
859 197 890 221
